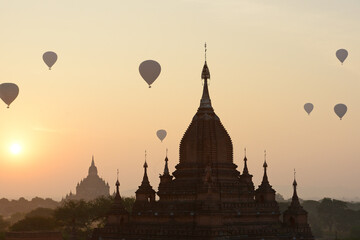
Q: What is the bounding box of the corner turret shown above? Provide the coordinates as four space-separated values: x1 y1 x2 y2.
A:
134 151 156 208
106 170 129 226
255 151 276 203
158 150 174 201
239 149 255 201
283 170 313 238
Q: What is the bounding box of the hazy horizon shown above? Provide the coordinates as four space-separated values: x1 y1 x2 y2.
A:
0 0 359 201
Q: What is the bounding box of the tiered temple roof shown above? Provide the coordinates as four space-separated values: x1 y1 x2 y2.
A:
65 156 110 201
92 54 313 240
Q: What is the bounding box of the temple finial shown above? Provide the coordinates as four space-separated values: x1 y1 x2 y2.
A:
261 150 269 184
263 150 267 168
205 42 207 62
291 169 299 203
201 43 210 80
164 149 169 175
200 43 212 108
144 150 148 168
91 155 95 165
242 147 249 174
115 169 120 195
141 151 150 184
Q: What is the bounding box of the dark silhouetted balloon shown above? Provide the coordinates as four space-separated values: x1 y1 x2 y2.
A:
0 83 19 108
156 129 167 142
336 49 348 64
43 51 58 70
334 104 347 120
304 103 314 115
139 60 161 88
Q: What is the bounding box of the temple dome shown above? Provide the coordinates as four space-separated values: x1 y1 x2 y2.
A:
179 61 233 166
66 156 110 201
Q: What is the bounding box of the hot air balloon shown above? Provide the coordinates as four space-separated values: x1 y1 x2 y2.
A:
43 51 58 70
336 49 348 64
304 103 314 115
139 60 161 88
334 104 347 120
0 83 19 108
156 129 167 142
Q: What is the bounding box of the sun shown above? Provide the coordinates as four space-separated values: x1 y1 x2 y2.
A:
10 143 22 155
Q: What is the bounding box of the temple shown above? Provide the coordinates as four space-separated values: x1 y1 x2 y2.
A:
92 54 313 239
65 156 110 201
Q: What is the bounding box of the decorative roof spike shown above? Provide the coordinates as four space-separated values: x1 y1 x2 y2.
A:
164 149 170 175
200 43 212 109
91 155 95 166
261 150 269 183
144 150 148 168
263 150 268 168
205 42 207 62
115 170 120 195
292 169 299 201
201 43 210 80
243 147 249 174
142 151 150 184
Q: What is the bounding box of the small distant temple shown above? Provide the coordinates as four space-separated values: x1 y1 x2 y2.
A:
65 156 110 201
92 52 314 239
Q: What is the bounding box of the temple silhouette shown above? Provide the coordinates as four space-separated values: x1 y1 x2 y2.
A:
92 57 314 240
65 157 110 201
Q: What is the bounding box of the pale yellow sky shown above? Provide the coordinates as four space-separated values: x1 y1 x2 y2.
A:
0 0 359 200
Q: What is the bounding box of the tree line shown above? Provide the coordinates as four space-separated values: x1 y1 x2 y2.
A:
278 198 360 239
0 196 135 240
0 197 359 240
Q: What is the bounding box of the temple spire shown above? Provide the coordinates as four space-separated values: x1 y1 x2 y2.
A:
163 149 170 175
142 150 150 184
88 155 98 176
262 150 269 183
243 148 249 174
200 43 212 109
292 168 299 202
115 169 120 197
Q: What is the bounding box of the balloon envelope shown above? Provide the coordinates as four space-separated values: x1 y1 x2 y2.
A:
0 83 19 108
334 104 347 120
43 51 58 70
156 129 167 142
336 49 348 64
139 60 161 88
304 103 314 115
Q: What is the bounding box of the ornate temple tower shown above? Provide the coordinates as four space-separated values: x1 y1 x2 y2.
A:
107 175 129 226
65 156 110 201
283 176 307 225
93 49 314 240
133 157 156 211
239 150 255 202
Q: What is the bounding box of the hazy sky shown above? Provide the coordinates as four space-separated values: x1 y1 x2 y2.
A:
0 0 359 201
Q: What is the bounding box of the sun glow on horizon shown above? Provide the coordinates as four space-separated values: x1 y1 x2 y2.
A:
10 143 22 155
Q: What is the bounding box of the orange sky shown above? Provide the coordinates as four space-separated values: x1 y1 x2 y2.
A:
0 0 359 201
